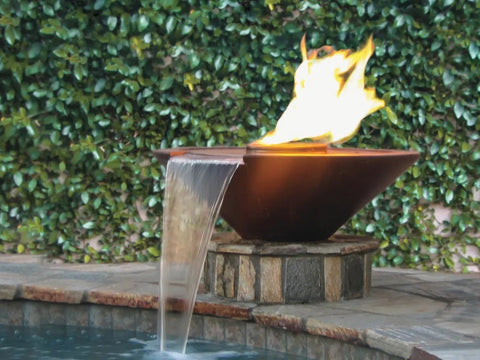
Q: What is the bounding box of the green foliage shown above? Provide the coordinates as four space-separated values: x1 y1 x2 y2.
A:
0 0 478 268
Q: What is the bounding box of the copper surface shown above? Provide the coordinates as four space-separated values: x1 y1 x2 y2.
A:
154 146 419 242
246 142 328 154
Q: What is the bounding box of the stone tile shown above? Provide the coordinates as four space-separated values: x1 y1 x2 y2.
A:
371 269 423 287
323 336 344 360
412 342 480 360
350 344 385 360
257 244 307 256
365 326 475 359
0 272 48 298
364 253 372 296
407 271 480 283
246 322 266 349
0 263 47 276
44 303 68 325
260 257 282 303
342 254 364 299
332 288 447 317
252 310 303 334
210 234 379 256
389 282 475 303
53 261 155 274
49 268 111 282
136 308 157 334
237 255 255 302
377 351 403 360
194 293 253 320
224 318 246 344
306 237 378 255
308 311 428 334
341 341 357 360
286 331 307 356
216 244 258 255
188 314 203 338
324 256 342 302
305 317 362 344
434 320 480 338
265 327 287 353
203 252 215 293
0 254 47 264
254 303 351 319
23 302 66 326
285 256 323 303
306 334 325 359
210 232 245 251
371 267 420 275
0 300 23 325
222 255 237 298
203 316 224 341
215 254 225 296
87 282 158 309
0 284 18 300
433 300 480 337
89 304 113 329
23 301 43 326
65 303 89 327
344 342 393 360
21 278 89 304
112 306 136 331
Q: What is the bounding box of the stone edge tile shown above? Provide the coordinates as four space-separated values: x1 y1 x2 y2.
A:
410 347 442 360
0 300 23 326
251 311 303 334
266 326 287 353
194 299 252 320
324 256 342 302
411 342 480 360
305 318 364 345
224 318 246 344
0 284 19 300
363 325 477 360
203 316 225 341
22 285 84 304
365 329 413 359
286 331 308 357
246 322 266 349
87 290 158 309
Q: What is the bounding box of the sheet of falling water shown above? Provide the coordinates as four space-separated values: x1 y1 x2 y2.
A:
159 155 241 354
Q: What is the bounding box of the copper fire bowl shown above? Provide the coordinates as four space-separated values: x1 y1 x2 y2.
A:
154 146 419 242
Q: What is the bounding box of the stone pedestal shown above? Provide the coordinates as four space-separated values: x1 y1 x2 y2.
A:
203 232 379 304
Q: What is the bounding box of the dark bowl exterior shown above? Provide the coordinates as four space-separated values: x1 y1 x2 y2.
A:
154 147 419 242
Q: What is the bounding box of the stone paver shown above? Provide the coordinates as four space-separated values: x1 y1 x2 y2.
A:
0 254 478 360
411 343 480 360
365 326 476 359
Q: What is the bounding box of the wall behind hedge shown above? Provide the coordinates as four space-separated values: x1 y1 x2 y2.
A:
0 0 478 268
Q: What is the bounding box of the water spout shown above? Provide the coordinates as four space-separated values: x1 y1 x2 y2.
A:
159 155 241 353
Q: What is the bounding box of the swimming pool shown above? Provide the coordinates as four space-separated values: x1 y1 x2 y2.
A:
0 324 311 359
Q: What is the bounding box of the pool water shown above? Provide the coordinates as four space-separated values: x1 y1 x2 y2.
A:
0 325 310 359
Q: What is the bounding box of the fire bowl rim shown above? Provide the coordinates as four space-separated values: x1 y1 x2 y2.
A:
153 146 420 163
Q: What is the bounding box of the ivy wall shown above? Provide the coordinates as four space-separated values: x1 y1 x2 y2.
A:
0 0 478 269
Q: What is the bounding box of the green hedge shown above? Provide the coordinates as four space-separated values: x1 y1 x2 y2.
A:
0 0 478 268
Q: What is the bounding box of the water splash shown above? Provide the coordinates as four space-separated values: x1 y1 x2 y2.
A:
159 155 241 353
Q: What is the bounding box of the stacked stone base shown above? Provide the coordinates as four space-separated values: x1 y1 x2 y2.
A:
203 233 379 304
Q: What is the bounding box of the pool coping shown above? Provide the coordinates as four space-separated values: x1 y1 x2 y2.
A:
0 254 478 359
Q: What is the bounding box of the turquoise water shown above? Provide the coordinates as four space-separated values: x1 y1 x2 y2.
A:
0 325 309 359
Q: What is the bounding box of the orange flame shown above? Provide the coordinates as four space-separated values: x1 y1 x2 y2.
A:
253 35 385 146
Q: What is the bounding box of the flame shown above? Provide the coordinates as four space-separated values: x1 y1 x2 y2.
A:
253 35 385 146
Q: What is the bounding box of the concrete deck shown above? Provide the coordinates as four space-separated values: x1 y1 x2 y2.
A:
0 254 478 359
